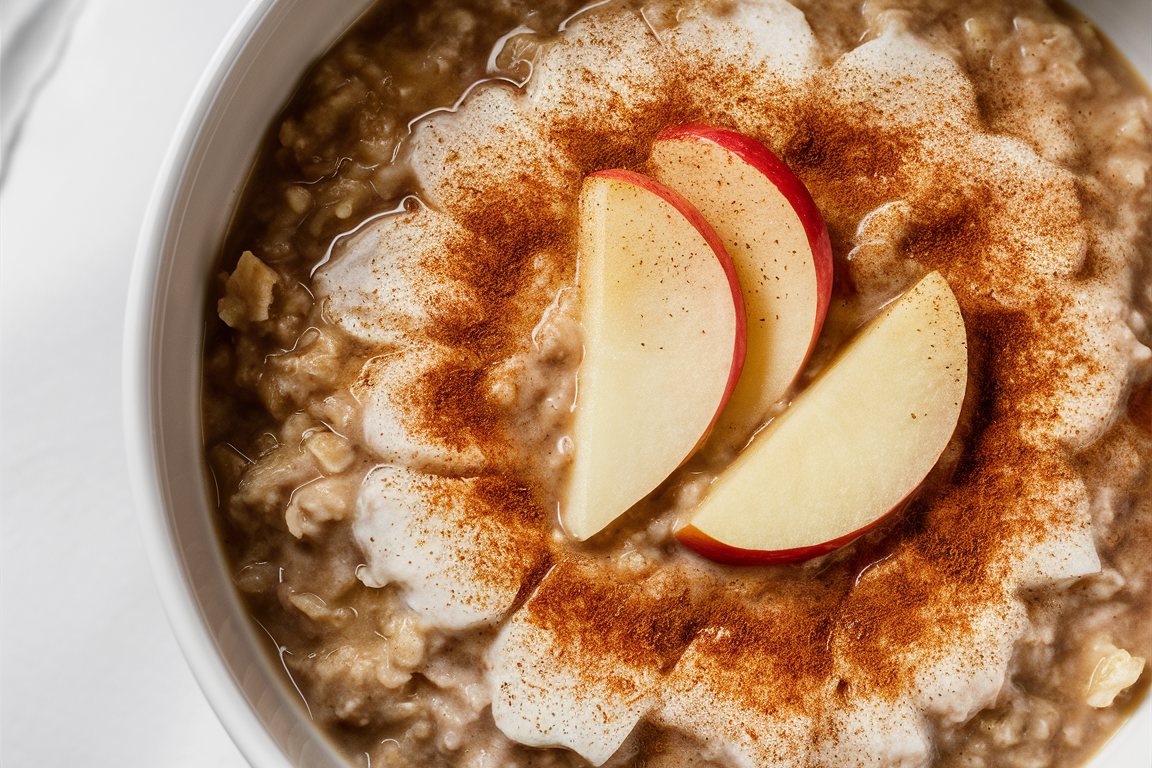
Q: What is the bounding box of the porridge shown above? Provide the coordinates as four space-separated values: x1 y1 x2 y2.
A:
201 0 1152 766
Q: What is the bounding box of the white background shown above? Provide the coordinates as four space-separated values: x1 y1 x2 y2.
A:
1 1 249 765
0 1 1149 767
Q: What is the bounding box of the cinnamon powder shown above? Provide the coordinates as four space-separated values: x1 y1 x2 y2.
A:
365 5 1119 727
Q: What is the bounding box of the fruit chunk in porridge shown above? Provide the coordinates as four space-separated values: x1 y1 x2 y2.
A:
202 0 1152 766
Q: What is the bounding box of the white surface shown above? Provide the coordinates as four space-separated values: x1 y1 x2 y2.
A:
0 0 86 181
1 2 1149 768
126 1 372 766
0 1 250 766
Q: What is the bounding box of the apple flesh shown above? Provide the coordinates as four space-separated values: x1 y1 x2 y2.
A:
562 169 746 541
648 125 833 451
675 271 967 565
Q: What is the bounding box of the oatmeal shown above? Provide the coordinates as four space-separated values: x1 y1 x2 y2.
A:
202 0 1152 766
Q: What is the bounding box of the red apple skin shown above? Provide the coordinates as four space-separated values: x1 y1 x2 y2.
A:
674 495 914 566
654 125 834 362
585 168 748 441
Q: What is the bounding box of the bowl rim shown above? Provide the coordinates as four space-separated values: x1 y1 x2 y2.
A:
124 1 298 765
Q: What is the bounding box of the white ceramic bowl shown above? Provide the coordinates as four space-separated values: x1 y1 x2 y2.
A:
125 1 1151 766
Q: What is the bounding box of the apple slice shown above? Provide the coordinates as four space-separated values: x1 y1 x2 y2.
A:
562 169 746 541
648 125 833 451
675 271 966 565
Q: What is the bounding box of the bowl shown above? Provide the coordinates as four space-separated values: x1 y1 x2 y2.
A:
126 4 375 765
124 0 1151 766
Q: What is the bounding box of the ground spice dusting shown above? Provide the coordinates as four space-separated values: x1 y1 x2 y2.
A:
204 1 1151 762
449 474 552 593
552 87 707 177
412 362 501 453
395 7 1124 715
784 83 922 227
708 586 838 713
807 202 1095 702
478 14 1127 716
904 186 995 272
524 560 707 678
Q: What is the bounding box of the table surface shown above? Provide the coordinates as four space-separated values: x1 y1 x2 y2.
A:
1 1 250 765
0 1 1149 767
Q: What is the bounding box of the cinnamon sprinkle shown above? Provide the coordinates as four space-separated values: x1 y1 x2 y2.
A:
464 18 1121 718
204 0 1152 763
340 0 1133 738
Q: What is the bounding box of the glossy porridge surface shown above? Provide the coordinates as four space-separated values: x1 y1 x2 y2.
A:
202 0 1152 766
